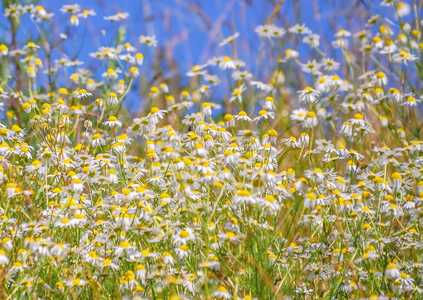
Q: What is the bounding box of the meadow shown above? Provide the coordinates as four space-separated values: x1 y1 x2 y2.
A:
0 0 422 299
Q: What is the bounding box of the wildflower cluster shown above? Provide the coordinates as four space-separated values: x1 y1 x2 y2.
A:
0 1 423 299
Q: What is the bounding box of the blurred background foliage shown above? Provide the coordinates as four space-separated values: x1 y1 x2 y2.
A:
0 0 418 117
0 0 376 109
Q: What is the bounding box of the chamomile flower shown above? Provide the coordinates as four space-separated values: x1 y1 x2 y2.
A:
250 81 272 92
234 111 252 122
255 24 275 38
219 32 240 47
301 60 322 75
103 116 122 128
67 277 87 287
173 228 196 245
385 263 400 280
395 1 410 17
304 111 318 128
298 87 321 103
402 96 421 107
285 49 299 60
393 50 417 64
139 35 158 47
321 58 340 71
115 241 137 257
289 24 312 35
230 85 246 103
303 34 320 48
291 108 308 122
219 56 236 69
213 285 231 299
253 110 275 122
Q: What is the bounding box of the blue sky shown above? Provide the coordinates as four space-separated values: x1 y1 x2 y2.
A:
0 0 406 111
9 0 367 71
